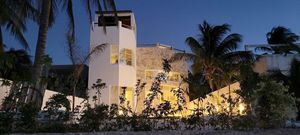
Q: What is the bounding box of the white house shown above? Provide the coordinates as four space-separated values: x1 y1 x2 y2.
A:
88 11 190 113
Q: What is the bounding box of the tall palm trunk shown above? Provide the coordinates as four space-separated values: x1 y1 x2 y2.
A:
0 27 4 54
32 0 51 107
205 74 214 91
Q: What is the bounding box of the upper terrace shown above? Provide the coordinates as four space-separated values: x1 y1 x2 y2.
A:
94 10 136 31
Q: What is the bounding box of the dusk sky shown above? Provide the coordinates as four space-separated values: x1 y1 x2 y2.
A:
3 0 300 64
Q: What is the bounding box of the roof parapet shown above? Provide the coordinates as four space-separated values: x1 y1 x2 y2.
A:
138 43 186 53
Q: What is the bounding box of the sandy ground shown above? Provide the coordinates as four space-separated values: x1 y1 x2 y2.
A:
11 129 300 135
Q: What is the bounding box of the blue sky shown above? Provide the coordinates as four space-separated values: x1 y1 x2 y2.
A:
3 0 300 64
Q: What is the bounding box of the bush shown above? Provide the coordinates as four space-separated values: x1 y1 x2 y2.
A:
17 102 39 133
79 104 110 131
0 111 14 134
232 114 256 130
253 78 297 128
38 123 66 133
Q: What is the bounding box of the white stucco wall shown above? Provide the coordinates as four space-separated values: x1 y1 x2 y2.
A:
41 90 87 111
254 54 300 75
0 80 12 109
188 82 244 115
118 26 137 87
88 12 137 106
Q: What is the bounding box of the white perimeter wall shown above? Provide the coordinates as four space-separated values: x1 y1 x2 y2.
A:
42 90 86 111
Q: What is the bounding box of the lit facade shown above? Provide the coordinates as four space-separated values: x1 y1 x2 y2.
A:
88 11 189 112
136 44 189 113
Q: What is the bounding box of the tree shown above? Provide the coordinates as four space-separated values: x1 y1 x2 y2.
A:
31 0 117 108
255 26 300 54
183 71 210 100
171 21 253 91
43 94 71 122
66 32 107 113
0 0 38 53
0 49 32 82
253 77 297 128
289 59 300 120
268 59 300 120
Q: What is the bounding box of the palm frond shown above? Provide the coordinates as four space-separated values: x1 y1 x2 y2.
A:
216 33 242 55
211 23 230 45
222 51 254 63
6 22 29 50
185 37 204 56
267 26 299 45
0 27 4 52
289 44 300 54
66 32 77 65
63 0 75 44
84 43 107 64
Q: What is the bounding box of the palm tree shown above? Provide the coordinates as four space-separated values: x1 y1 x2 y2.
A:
0 49 32 81
171 21 253 91
66 33 107 113
31 0 117 107
256 26 300 54
0 0 38 53
183 71 210 100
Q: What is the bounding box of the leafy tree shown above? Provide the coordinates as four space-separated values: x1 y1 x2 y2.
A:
256 26 300 54
237 64 261 105
171 21 253 91
91 79 106 105
264 58 300 120
289 59 300 119
253 77 297 128
143 59 171 116
43 94 71 122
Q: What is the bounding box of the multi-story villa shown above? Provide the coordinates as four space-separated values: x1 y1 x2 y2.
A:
88 10 189 112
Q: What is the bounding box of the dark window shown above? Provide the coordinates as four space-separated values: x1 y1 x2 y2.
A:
98 16 117 26
98 16 131 28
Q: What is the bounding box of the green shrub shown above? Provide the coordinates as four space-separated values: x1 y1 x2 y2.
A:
17 102 39 133
0 111 14 134
253 78 297 128
232 114 256 130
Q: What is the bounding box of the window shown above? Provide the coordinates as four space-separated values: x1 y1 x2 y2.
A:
125 87 134 107
98 16 131 28
160 85 177 104
111 45 118 64
98 16 117 26
120 48 133 66
168 72 181 82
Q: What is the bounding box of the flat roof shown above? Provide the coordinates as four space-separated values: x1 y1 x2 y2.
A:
138 43 186 53
95 10 132 14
